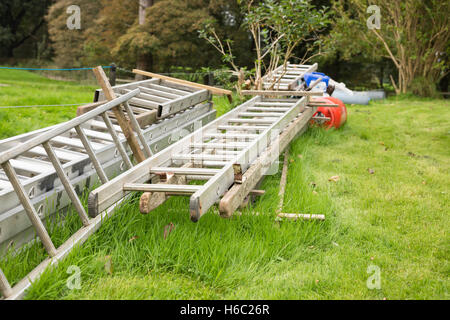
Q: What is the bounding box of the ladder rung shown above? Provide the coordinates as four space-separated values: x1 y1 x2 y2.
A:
51 136 106 150
228 118 276 124
172 154 236 161
138 86 181 99
150 167 220 176
239 112 283 117
190 143 248 149
70 128 115 142
246 107 289 112
217 125 267 131
88 120 122 133
146 83 190 96
254 102 294 107
123 183 201 194
204 133 258 139
28 146 85 162
10 157 53 175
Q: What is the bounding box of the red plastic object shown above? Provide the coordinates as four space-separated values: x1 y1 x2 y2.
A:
312 96 347 129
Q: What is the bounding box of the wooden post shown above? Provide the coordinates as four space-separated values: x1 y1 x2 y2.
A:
109 63 117 86
139 163 193 214
93 66 146 163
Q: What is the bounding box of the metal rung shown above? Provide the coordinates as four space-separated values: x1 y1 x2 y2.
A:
239 112 283 117
70 128 115 142
172 154 236 161
204 133 258 139
246 107 289 112
123 183 201 194
51 136 106 150
138 86 181 99
10 157 53 175
150 167 220 176
28 146 85 162
254 102 294 107
190 143 248 150
146 83 190 96
217 125 268 131
88 120 122 133
228 118 276 124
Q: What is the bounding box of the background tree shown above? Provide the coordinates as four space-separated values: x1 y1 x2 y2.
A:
200 0 330 90
46 0 102 67
0 0 52 59
329 0 449 96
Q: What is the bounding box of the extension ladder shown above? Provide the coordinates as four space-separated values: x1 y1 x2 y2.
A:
262 63 318 90
88 95 311 222
0 83 215 252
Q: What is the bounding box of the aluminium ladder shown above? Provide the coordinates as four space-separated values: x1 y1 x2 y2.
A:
88 95 310 222
262 63 318 90
0 78 215 251
0 90 147 299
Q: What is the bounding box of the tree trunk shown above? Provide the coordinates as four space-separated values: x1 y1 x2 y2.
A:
136 0 153 80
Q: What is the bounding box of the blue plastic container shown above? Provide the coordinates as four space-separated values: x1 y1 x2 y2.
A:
303 72 330 87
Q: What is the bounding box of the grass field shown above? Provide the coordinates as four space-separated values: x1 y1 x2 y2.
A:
0 70 448 300
0 69 95 139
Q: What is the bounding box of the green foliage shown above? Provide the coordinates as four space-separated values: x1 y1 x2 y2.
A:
328 0 449 95
0 0 52 58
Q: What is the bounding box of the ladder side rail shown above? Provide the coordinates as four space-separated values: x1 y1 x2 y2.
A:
74 126 109 184
42 142 90 227
123 102 152 158
0 90 140 165
0 267 12 299
101 113 133 170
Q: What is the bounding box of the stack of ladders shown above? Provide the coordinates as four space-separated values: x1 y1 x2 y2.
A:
0 78 216 254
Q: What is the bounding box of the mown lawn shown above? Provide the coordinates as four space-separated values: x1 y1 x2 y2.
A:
0 70 448 300
0 69 96 139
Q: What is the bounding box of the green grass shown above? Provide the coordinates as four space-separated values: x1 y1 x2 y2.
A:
0 69 96 139
0 70 448 299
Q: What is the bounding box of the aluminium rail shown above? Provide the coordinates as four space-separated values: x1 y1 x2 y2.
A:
88 95 309 222
0 90 143 300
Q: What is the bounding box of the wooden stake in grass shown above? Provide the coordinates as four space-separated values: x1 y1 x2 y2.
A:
93 66 147 163
276 145 325 221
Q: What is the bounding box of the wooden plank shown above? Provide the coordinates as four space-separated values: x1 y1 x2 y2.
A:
93 66 146 163
218 106 315 218
76 101 105 116
133 69 233 99
124 183 200 194
140 163 193 214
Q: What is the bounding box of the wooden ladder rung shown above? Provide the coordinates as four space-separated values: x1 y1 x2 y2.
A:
123 183 201 194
